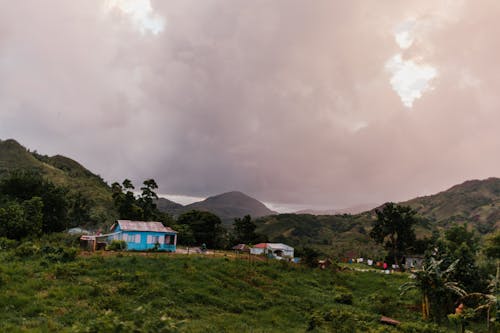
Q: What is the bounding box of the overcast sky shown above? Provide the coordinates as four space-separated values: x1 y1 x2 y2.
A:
1 1 499 211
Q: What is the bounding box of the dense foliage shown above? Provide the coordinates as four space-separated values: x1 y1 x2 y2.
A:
370 203 418 266
176 210 227 248
231 214 267 245
0 171 71 238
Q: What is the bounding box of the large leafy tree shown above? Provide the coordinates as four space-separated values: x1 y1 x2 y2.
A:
177 210 226 248
138 179 159 221
232 215 266 245
370 202 417 266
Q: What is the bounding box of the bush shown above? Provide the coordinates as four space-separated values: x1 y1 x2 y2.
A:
106 240 127 251
13 241 39 258
40 245 78 262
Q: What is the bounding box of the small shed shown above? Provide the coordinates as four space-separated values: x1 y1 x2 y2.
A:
109 220 177 252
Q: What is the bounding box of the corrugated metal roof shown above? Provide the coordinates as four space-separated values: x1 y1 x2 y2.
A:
112 220 177 233
252 243 293 250
267 243 293 251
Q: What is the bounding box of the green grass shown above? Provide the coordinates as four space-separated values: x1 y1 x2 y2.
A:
0 248 459 333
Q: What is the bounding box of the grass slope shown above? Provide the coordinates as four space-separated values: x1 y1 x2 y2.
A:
0 249 450 333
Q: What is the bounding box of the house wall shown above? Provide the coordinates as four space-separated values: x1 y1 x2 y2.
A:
250 248 265 255
109 225 177 251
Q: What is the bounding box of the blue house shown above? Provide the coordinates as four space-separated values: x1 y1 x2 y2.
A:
109 220 177 252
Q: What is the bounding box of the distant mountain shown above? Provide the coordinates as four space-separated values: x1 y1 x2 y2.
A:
156 191 276 222
402 177 500 234
155 197 184 212
0 138 116 225
295 203 378 216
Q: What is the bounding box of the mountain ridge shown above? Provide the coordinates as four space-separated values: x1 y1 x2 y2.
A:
156 190 277 222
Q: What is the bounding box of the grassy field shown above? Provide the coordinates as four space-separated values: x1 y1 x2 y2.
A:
0 243 463 333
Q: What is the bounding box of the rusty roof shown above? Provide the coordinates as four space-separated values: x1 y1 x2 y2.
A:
112 220 177 233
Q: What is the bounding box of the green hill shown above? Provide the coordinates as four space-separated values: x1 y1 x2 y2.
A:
0 138 116 226
255 178 499 256
403 178 500 234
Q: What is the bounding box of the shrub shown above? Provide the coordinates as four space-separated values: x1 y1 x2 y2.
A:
106 240 127 251
13 241 39 258
40 245 78 262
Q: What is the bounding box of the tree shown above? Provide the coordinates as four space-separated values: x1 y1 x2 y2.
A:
138 179 159 221
370 202 417 267
111 179 143 220
232 215 266 245
430 224 484 292
177 210 226 248
111 179 166 222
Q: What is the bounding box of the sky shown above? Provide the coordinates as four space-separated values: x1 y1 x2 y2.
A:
0 0 499 212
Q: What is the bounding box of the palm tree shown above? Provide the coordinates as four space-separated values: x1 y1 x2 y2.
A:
400 258 467 321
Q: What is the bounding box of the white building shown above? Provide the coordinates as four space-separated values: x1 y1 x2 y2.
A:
250 243 294 259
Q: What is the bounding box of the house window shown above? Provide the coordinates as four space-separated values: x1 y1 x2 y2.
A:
127 234 136 243
165 235 175 245
150 236 159 244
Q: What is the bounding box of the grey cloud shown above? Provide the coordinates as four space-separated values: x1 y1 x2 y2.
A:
0 0 499 209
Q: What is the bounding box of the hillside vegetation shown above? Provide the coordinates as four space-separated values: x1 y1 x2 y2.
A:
0 139 116 225
403 178 500 234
